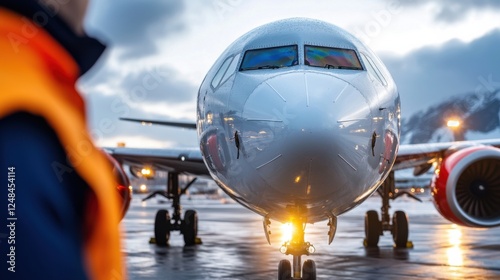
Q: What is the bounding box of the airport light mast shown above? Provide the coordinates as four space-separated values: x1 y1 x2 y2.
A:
447 117 464 141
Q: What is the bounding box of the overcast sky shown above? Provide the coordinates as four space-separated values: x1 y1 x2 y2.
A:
79 0 500 148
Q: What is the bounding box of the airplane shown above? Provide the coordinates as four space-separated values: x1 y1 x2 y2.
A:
106 18 500 280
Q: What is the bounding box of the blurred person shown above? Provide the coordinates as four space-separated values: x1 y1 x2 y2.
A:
0 0 125 279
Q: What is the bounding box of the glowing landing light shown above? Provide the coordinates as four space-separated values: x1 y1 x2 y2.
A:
139 184 147 192
281 223 293 244
447 119 461 128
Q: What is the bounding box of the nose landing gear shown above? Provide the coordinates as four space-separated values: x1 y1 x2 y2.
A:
278 216 317 280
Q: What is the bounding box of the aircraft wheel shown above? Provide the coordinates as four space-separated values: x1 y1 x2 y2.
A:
302 259 316 280
392 210 409 248
154 209 170 246
364 210 381 247
182 210 198 246
277 259 291 280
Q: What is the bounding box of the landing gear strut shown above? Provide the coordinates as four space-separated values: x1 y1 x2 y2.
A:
364 171 421 248
143 172 201 246
278 212 318 280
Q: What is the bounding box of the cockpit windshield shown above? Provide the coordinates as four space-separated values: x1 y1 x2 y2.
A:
240 45 298 71
305 45 363 70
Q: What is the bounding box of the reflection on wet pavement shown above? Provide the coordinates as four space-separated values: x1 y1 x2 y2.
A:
122 194 500 279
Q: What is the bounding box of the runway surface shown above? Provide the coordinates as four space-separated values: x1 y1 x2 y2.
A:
122 193 500 279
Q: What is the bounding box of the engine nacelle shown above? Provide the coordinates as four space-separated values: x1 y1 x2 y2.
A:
129 165 155 179
432 146 500 227
108 155 132 220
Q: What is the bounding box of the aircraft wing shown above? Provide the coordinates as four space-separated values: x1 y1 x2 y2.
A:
119 117 197 129
104 147 210 176
394 138 500 173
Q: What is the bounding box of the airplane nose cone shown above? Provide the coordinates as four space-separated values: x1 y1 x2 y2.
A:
240 72 373 200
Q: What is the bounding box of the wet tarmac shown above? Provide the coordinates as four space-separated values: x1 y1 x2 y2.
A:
122 193 500 279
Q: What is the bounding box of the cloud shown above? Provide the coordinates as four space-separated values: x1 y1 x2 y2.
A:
80 59 198 110
397 0 500 22
80 1 209 148
119 67 196 105
79 61 199 148
84 89 198 148
381 29 500 118
85 0 187 58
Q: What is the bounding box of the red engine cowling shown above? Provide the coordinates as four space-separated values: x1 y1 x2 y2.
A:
432 146 500 227
107 154 132 220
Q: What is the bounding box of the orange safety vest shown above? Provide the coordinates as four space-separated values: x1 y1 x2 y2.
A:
0 8 125 280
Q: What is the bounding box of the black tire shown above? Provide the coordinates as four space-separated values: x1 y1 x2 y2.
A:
277 259 291 280
392 210 409 248
365 210 381 247
183 210 198 246
302 259 316 280
154 209 170 246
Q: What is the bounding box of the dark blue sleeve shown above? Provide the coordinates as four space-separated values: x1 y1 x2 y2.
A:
0 112 89 280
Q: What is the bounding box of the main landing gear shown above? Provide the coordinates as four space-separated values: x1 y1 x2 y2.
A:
143 172 201 246
364 171 421 248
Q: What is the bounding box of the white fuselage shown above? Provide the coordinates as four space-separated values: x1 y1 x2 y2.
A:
197 18 400 223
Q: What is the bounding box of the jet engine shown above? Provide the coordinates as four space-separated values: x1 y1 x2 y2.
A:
432 146 500 227
129 165 156 179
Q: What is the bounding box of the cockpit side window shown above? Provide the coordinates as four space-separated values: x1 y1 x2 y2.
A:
239 45 298 71
211 54 242 90
360 52 388 86
304 45 363 70
221 54 240 84
211 56 233 89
